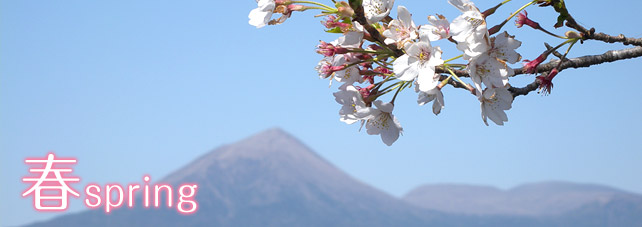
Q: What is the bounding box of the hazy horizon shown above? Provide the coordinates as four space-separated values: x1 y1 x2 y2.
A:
13 128 642 227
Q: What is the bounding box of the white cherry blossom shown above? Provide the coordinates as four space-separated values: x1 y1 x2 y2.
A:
448 0 490 60
383 6 418 48
448 0 475 12
315 57 333 79
331 31 364 48
468 31 521 93
329 31 364 64
488 31 522 64
417 86 445 116
419 15 451 41
468 53 512 93
393 41 444 92
248 0 276 28
356 100 403 146
363 0 395 24
479 86 513 126
332 56 362 84
333 85 367 124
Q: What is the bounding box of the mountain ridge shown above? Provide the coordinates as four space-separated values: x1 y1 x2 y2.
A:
24 128 642 227
403 181 642 217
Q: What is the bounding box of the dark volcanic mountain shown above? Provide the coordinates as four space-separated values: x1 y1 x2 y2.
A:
25 128 642 227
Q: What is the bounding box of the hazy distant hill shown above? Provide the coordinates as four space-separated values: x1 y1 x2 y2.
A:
404 182 642 226
403 182 633 216
25 128 642 227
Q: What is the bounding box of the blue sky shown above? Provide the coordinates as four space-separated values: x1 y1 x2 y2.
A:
2 0 642 226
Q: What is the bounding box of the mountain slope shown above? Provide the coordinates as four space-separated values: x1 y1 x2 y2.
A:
25 128 438 227
24 129 642 227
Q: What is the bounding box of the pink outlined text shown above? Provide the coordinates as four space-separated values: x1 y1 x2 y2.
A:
23 153 199 215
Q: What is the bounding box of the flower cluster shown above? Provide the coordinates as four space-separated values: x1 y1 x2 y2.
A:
248 0 578 145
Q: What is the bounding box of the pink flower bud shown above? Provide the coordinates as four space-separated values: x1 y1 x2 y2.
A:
362 75 375 84
322 15 351 31
318 64 333 78
356 84 375 100
317 63 347 78
331 65 347 72
336 2 354 18
287 4 306 12
373 66 391 76
368 44 383 51
360 62 373 69
316 41 349 57
322 15 338 28
335 47 349 55
536 68 558 95
522 54 547 74
316 41 336 57
515 11 540 29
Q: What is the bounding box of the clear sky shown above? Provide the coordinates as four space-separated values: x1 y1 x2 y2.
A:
2 0 642 226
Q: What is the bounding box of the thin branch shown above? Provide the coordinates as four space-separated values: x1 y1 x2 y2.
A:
508 80 540 97
565 16 642 47
509 47 642 97
435 67 468 76
545 43 566 60
351 5 404 57
515 46 642 75
439 75 471 91
586 30 642 47
438 46 642 79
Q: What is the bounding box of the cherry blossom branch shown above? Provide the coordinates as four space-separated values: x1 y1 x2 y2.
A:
564 15 642 47
582 28 642 47
435 46 642 80
350 3 404 57
249 0 642 145
516 46 642 75
545 43 567 60
510 46 642 97
508 80 540 97
435 67 468 77
439 75 472 91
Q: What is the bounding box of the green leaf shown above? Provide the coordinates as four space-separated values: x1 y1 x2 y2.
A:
325 27 344 33
552 0 570 28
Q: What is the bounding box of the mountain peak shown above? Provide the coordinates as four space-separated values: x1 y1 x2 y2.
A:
252 127 294 138
229 127 307 153
162 127 320 184
29 128 429 227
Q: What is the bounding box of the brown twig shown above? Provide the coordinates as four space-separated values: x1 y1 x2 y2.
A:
509 46 642 97
439 75 470 91
351 4 404 57
509 80 541 97
434 46 642 79
516 46 642 75
545 43 566 60
565 16 642 47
